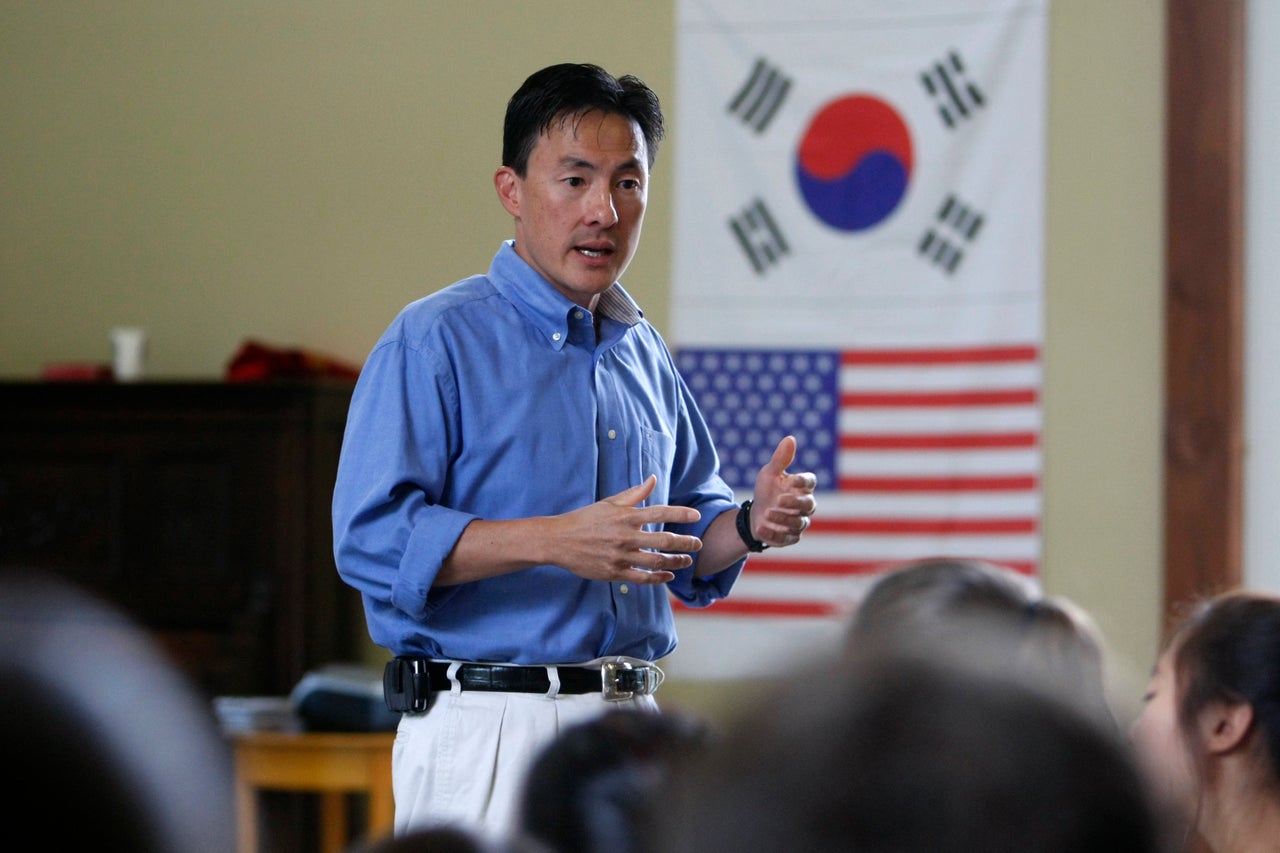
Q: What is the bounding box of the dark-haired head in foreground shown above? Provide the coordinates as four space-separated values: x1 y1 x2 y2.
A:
1130 589 1280 853
847 557 1114 727
653 651 1169 853
516 708 711 853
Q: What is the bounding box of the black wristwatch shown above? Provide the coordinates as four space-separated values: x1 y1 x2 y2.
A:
735 499 769 552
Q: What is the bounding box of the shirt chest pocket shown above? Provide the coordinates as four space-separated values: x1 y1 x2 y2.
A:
635 427 676 511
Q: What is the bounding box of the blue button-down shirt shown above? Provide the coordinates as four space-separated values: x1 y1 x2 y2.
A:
332 241 743 664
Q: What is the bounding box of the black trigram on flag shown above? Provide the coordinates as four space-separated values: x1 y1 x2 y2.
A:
727 58 791 133
919 194 985 273
921 51 986 128
729 198 790 274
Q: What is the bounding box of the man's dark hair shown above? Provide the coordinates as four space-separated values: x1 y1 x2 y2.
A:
502 62 665 176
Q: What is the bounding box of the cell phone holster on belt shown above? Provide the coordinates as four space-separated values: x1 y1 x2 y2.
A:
383 656 433 713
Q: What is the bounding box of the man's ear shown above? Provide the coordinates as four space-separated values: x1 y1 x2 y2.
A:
494 166 521 217
1199 700 1255 755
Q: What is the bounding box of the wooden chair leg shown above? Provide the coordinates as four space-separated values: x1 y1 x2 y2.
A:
235 778 258 853
319 792 348 853
368 749 395 841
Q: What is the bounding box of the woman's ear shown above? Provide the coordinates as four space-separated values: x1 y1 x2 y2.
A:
494 166 521 217
1199 700 1255 755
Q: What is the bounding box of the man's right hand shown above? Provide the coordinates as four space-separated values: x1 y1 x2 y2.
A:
437 474 702 586
547 475 702 584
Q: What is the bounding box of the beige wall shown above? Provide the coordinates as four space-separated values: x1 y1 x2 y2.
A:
0 2 1165 722
1041 0 1164 720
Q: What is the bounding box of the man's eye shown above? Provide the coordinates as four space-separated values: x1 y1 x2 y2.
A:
564 176 584 187
618 179 640 191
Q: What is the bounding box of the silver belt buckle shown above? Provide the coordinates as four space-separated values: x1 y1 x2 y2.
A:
601 659 659 701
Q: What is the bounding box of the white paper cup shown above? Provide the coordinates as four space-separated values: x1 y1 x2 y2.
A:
110 327 148 381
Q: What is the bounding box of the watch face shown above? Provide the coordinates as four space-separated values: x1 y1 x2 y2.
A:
667 0 1048 681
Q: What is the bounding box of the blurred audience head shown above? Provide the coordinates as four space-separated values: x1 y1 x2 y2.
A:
0 571 235 853
652 649 1169 853
846 557 1112 725
1130 589 1280 852
514 707 712 853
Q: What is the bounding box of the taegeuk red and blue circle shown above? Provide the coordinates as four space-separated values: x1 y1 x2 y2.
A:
794 94 913 232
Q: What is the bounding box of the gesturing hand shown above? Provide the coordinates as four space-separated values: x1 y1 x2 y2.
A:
549 475 703 585
748 435 819 549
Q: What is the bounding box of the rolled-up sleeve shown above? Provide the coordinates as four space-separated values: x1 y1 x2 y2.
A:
332 334 475 620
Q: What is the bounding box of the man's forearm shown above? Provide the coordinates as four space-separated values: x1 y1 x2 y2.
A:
693 508 752 577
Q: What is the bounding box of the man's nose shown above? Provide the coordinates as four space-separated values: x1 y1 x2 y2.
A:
584 186 619 227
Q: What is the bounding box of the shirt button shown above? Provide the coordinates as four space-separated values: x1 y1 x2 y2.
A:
574 310 584 320
607 429 617 440
619 584 629 594
552 332 562 341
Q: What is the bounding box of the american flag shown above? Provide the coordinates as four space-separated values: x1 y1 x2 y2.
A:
674 343 1042 620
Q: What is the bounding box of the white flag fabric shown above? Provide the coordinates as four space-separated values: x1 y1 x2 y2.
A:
666 0 1048 679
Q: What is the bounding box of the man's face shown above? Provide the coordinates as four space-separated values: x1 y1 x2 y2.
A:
495 110 649 309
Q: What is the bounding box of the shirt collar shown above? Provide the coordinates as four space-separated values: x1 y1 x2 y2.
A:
489 241 643 347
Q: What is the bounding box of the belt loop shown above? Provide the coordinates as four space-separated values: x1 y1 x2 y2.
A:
446 661 463 696
544 665 561 699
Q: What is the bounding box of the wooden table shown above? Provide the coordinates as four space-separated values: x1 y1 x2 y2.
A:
231 731 396 853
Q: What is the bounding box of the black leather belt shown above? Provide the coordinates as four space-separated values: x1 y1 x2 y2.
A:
383 657 662 713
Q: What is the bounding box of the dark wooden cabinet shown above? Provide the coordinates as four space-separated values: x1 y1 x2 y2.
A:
0 380 364 698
